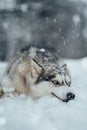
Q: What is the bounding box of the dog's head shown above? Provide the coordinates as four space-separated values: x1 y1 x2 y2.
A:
30 59 75 103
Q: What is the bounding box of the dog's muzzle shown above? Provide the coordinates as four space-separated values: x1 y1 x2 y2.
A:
51 92 75 103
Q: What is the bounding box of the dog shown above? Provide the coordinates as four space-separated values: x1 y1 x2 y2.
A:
0 45 75 102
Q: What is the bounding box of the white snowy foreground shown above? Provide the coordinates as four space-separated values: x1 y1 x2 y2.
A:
0 58 87 130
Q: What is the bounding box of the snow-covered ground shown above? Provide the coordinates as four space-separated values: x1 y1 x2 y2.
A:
0 58 87 130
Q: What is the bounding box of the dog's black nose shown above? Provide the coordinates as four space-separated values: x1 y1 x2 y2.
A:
67 92 75 100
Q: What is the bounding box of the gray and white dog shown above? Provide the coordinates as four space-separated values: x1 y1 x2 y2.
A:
0 45 75 102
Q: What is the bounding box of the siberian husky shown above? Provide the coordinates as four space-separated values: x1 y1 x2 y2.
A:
0 46 75 102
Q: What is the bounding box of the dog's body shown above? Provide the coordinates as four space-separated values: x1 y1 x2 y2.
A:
0 46 75 102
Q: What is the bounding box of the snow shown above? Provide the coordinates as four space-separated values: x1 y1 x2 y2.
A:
40 48 45 52
72 15 80 26
0 0 16 10
0 58 87 130
69 0 87 4
21 4 28 13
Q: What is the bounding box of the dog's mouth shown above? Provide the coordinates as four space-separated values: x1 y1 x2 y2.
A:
51 92 69 103
51 92 75 103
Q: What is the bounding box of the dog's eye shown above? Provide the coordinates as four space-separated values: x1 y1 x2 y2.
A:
52 80 60 85
45 76 50 80
45 75 55 81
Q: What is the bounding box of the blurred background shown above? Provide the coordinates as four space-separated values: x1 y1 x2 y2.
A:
0 0 87 61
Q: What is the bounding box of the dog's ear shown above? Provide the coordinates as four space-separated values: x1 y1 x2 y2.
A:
31 59 43 78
